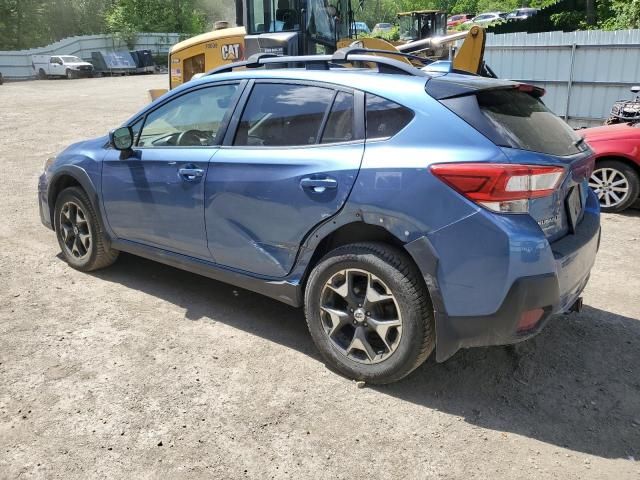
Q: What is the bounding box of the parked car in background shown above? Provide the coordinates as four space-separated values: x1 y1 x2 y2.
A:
32 55 94 79
39 53 600 384
507 8 538 20
463 12 506 26
372 22 394 35
351 21 371 35
447 14 473 28
582 123 640 212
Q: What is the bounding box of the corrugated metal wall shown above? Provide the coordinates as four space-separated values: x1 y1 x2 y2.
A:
484 29 640 128
0 33 181 80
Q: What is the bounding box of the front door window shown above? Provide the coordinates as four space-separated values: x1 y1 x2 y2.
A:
138 84 239 148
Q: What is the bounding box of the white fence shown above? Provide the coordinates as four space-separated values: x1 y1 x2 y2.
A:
483 29 640 128
0 33 181 79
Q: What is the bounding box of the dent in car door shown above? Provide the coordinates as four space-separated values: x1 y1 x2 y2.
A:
205 82 364 277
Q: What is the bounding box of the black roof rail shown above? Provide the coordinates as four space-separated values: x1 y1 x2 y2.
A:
203 49 430 78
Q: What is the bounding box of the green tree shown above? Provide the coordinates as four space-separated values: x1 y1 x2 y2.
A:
606 0 640 28
106 0 206 35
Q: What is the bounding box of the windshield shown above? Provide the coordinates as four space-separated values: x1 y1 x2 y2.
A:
306 0 350 45
247 0 351 47
60 56 82 63
398 16 417 41
247 0 301 33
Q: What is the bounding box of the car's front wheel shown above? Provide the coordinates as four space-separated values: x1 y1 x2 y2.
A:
54 187 118 271
304 243 435 384
589 160 639 213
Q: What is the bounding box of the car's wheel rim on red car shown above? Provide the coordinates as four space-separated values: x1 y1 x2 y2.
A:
589 167 630 208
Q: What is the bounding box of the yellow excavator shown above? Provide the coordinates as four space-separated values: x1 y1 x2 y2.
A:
154 0 489 99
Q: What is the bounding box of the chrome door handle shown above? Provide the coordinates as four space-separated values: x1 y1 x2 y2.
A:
178 167 204 181
300 177 338 193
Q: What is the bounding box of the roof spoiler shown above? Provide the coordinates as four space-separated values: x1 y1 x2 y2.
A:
425 74 545 100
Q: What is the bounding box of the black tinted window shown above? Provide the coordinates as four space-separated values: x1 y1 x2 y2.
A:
234 83 334 146
321 92 354 144
366 94 413 139
476 89 582 156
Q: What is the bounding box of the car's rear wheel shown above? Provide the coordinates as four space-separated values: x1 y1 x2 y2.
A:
38 68 47 80
304 242 434 384
54 187 118 271
589 160 639 213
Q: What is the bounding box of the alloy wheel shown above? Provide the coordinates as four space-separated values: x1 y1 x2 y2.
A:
320 268 402 364
589 167 630 208
59 201 92 260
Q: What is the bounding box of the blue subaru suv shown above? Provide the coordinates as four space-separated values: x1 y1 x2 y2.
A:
38 52 600 384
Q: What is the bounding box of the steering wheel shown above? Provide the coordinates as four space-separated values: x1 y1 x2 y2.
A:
176 129 206 146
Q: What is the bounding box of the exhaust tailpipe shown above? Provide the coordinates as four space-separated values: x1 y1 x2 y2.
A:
567 297 584 314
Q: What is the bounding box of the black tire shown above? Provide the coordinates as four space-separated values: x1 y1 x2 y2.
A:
304 242 435 384
38 68 47 80
54 187 118 271
591 159 640 213
65 69 74 80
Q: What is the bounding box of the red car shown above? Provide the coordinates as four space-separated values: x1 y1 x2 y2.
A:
447 14 473 28
582 123 640 212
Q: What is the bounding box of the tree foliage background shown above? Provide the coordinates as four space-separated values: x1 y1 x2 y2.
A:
0 0 639 50
0 0 234 50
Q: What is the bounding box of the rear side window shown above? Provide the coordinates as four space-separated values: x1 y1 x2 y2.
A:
443 88 585 157
366 94 414 140
234 83 334 146
321 92 354 144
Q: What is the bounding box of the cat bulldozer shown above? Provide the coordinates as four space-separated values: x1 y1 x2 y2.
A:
151 0 489 100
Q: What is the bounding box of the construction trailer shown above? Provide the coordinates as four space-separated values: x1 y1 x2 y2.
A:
129 49 155 74
90 50 137 76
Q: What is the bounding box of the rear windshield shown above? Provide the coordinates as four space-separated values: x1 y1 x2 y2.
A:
443 88 585 157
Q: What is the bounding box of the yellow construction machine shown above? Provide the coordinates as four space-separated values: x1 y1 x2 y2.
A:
397 10 448 42
168 23 246 90
153 0 490 100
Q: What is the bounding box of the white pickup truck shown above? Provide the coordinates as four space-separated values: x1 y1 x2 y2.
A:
32 55 94 79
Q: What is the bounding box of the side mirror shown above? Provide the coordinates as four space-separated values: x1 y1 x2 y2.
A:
110 126 134 150
631 86 640 94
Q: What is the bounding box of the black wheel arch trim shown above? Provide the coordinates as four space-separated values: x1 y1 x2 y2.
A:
293 208 445 317
47 166 110 246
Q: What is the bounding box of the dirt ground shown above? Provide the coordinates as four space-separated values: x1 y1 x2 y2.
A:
0 75 638 479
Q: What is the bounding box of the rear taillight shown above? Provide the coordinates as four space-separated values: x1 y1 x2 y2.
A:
430 163 565 213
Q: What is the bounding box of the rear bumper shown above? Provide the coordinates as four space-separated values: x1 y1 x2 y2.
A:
407 190 600 362
435 273 560 360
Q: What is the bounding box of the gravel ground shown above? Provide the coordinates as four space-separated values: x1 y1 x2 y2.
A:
0 76 639 479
